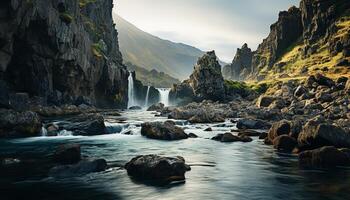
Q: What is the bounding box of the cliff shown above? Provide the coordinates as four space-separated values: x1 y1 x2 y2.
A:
0 0 128 109
228 0 350 81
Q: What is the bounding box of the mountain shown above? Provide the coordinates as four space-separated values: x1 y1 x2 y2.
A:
224 0 350 82
114 14 211 80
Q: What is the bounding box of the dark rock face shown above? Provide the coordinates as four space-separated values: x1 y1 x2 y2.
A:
0 0 128 108
141 121 188 140
131 72 160 106
223 44 253 80
252 6 302 73
299 146 350 168
125 155 191 182
0 109 42 137
170 51 225 102
53 143 81 165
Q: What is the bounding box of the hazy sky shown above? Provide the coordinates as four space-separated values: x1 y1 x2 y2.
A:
114 0 299 62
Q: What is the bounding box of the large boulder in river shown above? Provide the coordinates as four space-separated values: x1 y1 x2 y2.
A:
212 133 253 143
56 113 107 136
273 135 297 152
268 120 291 141
0 109 42 137
256 95 275 108
141 121 188 140
125 155 191 182
170 51 225 102
299 146 350 168
236 118 271 130
298 119 350 149
53 144 81 165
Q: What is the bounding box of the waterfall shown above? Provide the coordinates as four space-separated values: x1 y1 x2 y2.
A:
144 86 150 107
127 73 136 108
157 88 171 107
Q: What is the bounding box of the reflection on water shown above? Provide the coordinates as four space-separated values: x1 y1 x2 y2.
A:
1 110 350 200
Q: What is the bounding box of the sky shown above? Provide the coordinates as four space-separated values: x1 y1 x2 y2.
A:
114 0 299 63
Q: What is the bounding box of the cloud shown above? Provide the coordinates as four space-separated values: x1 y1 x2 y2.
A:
114 0 299 62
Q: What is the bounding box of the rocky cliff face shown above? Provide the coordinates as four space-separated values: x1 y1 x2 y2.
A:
223 43 253 80
170 51 225 103
249 0 350 80
0 0 128 109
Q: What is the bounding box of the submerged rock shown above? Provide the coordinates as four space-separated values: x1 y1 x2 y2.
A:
141 121 188 140
236 118 271 130
53 144 81 165
125 155 191 182
299 146 350 168
49 159 107 178
212 133 253 143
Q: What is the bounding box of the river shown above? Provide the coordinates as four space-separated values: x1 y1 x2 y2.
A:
1 110 350 200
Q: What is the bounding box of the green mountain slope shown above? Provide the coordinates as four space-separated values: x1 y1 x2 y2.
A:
113 14 206 80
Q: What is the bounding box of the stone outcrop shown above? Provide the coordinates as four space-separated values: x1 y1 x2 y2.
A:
170 51 225 103
223 43 253 80
141 121 188 140
0 0 128 109
299 146 350 168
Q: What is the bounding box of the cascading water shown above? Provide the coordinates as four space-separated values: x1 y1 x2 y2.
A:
144 86 150 107
127 73 136 108
157 88 171 107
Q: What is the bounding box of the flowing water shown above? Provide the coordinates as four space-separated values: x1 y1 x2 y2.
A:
144 86 151 108
127 73 136 108
1 110 350 200
157 88 171 107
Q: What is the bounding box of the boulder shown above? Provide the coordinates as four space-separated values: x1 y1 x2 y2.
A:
57 113 107 136
141 121 188 140
268 120 291 142
314 73 335 87
188 133 198 138
204 127 213 132
125 155 190 182
49 159 107 178
236 118 271 130
299 146 350 168
212 132 253 143
237 129 262 137
259 132 268 139
147 103 165 111
298 120 350 149
273 135 297 152
0 109 42 137
294 85 307 97
188 113 225 123
256 96 275 108
53 143 81 165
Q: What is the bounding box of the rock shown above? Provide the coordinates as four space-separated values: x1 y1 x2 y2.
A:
314 73 335 88
259 132 268 139
236 118 271 130
256 96 275 108
223 43 253 80
57 113 107 136
221 133 241 142
294 85 307 97
147 103 165 111
9 93 29 111
141 121 188 140
212 132 253 143
346 80 350 94
204 127 212 132
129 106 142 110
125 155 190 182
49 159 107 178
298 120 350 149
53 144 81 165
273 135 297 152
268 120 291 142
188 133 198 138
170 51 225 102
188 113 225 124
237 129 262 137
0 109 42 137
315 91 333 103
299 146 350 168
